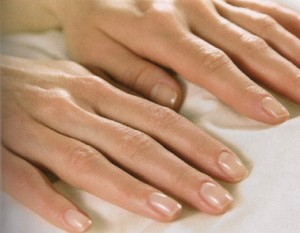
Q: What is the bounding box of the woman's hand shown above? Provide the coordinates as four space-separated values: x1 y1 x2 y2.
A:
1 56 248 232
46 0 300 123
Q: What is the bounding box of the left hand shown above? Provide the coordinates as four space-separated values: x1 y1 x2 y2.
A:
2 56 248 232
47 0 300 124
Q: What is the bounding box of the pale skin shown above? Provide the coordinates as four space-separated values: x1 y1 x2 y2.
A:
1 0 300 232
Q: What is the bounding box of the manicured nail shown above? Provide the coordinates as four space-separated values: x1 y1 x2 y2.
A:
218 152 248 181
64 209 92 232
149 192 182 217
200 182 233 210
150 83 178 109
261 97 289 119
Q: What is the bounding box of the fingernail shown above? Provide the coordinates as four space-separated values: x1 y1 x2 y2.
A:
218 152 248 181
149 192 182 217
64 209 92 232
200 182 233 210
150 83 178 109
261 97 289 119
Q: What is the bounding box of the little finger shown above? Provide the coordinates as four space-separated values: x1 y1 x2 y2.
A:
2 147 92 233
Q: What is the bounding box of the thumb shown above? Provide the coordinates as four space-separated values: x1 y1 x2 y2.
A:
71 32 183 110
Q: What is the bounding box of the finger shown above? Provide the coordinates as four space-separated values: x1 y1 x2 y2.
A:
68 29 182 109
190 13 300 104
225 0 300 38
60 119 234 215
91 89 249 183
214 0 300 67
25 74 247 183
1 147 92 233
167 33 290 124
94 6 289 124
21 87 234 215
2 115 182 221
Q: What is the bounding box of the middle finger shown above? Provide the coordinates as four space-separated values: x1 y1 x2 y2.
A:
26 83 236 214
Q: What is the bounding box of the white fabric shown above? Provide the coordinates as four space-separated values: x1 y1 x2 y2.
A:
1 0 300 232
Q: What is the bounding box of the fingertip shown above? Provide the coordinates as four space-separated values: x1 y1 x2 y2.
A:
218 151 249 183
240 86 290 125
198 182 233 215
148 192 182 222
150 83 178 109
64 209 92 233
2 150 92 233
260 96 290 124
150 80 183 110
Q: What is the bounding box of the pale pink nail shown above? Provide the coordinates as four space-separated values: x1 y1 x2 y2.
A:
261 97 289 119
149 192 182 217
64 209 92 232
219 152 248 181
200 182 233 210
150 83 178 109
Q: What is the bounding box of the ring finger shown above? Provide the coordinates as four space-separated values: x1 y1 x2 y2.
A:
19 84 235 215
2 114 183 222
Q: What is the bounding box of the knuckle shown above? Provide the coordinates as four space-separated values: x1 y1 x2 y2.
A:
200 49 231 73
240 34 269 53
73 74 103 88
66 145 99 172
73 75 111 95
251 37 269 52
140 2 184 34
256 14 277 35
144 5 174 23
148 105 183 132
120 129 154 161
264 1 280 11
36 89 74 118
70 75 114 110
48 89 72 106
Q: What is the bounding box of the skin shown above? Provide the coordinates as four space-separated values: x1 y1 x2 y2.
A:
45 0 300 122
1 0 300 232
2 56 241 231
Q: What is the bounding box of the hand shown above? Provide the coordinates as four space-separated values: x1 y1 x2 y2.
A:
1 56 248 232
47 0 300 124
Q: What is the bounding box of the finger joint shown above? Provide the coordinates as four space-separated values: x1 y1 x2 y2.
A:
200 49 231 74
120 129 155 162
67 145 100 173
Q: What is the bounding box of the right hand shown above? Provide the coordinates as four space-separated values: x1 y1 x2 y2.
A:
2 56 248 232
45 0 300 124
